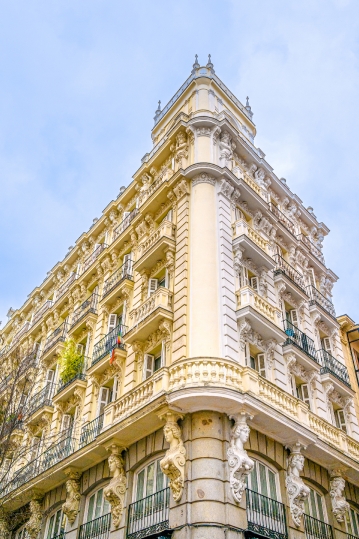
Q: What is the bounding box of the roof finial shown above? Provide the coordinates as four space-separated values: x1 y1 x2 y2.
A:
245 96 252 112
192 54 200 74
206 54 215 73
154 100 162 124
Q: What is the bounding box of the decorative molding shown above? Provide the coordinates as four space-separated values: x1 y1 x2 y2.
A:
227 412 254 503
26 497 43 539
104 445 127 527
329 473 349 523
285 443 310 527
62 471 82 525
192 173 216 186
159 411 186 502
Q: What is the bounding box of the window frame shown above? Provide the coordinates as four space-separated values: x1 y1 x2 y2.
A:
84 485 111 523
133 456 168 502
45 507 67 539
247 456 281 502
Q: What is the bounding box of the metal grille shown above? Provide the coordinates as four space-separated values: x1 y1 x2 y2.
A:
102 260 133 298
306 285 336 318
127 488 170 539
319 349 351 387
92 324 127 365
246 489 287 539
274 254 305 291
79 414 104 448
283 320 318 361
79 514 111 539
303 514 333 539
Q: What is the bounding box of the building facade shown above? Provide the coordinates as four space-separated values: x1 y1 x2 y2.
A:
1 56 359 539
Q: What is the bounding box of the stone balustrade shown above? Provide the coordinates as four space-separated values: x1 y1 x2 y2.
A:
169 357 243 391
136 220 176 260
129 287 173 327
309 412 343 447
258 377 299 418
236 286 280 324
232 219 269 252
242 173 261 195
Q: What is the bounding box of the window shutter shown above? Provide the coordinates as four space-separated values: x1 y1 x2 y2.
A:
123 211 130 221
112 377 119 402
336 410 347 432
97 387 110 416
94 243 101 252
257 354 266 378
30 437 41 459
84 336 91 358
235 207 243 221
161 341 166 367
165 209 173 222
240 267 249 288
61 414 72 433
250 277 259 292
165 269 170 289
76 263 82 276
107 314 118 333
322 337 332 354
290 309 299 326
76 343 84 355
308 268 316 287
122 253 132 277
148 279 158 296
143 354 154 380
290 375 296 397
46 369 55 384
300 384 311 408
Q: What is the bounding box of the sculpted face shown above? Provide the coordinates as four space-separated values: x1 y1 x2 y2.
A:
237 425 250 444
164 426 174 444
109 455 118 473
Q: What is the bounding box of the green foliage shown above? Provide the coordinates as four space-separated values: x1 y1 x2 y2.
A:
58 339 84 384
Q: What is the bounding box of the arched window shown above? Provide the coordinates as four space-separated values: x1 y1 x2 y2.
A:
134 457 167 501
304 485 327 523
346 505 359 537
46 508 66 539
15 524 28 539
247 458 280 500
85 487 110 522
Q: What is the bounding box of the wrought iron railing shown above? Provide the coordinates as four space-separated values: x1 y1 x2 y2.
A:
297 234 325 263
102 260 133 298
12 321 32 345
283 320 318 362
127 488 170 539
274 254 306 291
71 293 99 328
83 244 108 274
57 372 87 394
303 514 333 539
28 382 56 415
33 300 54 324
79 414 104 448
0 345 9 358
246 489 287 539
92 324 127 366
79 513 111 539
113 209 138 240
318 349 351 387
269 203 296 236
56 273 78 301
306 285 336 318
43 321 68 354
346 533 357 539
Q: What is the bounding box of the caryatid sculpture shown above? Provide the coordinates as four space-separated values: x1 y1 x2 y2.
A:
160 412 186 502
330 472 349 523
62 471 82 525
227 412 254 503
104 445 127 527
285 443 310 527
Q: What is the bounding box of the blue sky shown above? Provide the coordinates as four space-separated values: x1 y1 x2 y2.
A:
0 0 359 327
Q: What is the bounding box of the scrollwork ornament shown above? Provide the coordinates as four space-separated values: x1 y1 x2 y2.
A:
104 445 127 527
227 413 254 503
285 444 310 527
26 498 43 539
62 471 82 525
329 474 349 523
160 412 186 502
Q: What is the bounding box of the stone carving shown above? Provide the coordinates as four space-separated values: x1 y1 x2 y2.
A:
26 498 43 539
104 445 127 527
285 444 310 527
227 413 254 503
62 471 82 525
219 131 235 166
0 508 9 539
170 132 188 166
160 412 186 502
192 173 216 186
329 474 349 523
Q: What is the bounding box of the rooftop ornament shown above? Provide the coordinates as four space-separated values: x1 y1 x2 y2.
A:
206 54 215 74
191 53 200 74
154 100 162 123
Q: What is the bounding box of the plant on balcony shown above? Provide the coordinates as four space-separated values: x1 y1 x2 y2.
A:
58 339 84 384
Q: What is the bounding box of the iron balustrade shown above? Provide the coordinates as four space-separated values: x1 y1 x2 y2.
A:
12 321 32 345
297 234 325 263
79 414 104 448
71 293 99 328
56 273 78 301
51 532 66 539
92 324 127 365
274 254 306 291
268 203 296 236
318 349 351 387
0 345 9 358
83 244 108 273
246 489 287 539
346 534 357 539
33 300 54 324
283 320 318 362
28 382 56 415
19 349 38 375
43 321 68 354
57 372 87 394
303 514 333 539
113 209 138 241
306 285 336 318
102 260 133 298
79 514 111 539
127 488 170 539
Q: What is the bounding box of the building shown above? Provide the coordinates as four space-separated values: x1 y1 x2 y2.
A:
1 55 359 539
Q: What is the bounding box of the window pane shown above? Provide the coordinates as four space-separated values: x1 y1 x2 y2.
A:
268 470 277 501
94 489 103 519
147 463 155 495
259 463 268 497
156 460 164 492
352 508 359 535
47 516 54 539
309 489 317 519
316 491 325 522
136 469 145 500
249 462 259 492
53 510 61 537
103 497 110 516
87 494 95 522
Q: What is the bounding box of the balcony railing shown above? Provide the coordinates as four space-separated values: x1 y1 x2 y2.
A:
79 414 104 448
43 321 68 355
92 324 126 366
318 349 351 387
56 273 78 301
269 203 296 236
274 254 306 291
303 514 333 539
297 234 325 263
0 345 9 358
306 285 336 318
71 293 99 328
57 372 87 394
33 300 53 324
79 514 111 539
283 320 318 362
113 209 138 241
102 260 133 299
83 244 108 274
246 489 287 539
28 382 56 415
127 488 170 539
12 321 32 345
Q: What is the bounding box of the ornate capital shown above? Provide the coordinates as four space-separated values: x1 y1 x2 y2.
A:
160 412 186 502
227 413 254 503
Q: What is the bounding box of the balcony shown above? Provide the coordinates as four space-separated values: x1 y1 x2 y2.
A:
126 288 173 343
273 254 308 301
127 488 170 539
297 234 325 265
246 489 287 539
91 323 127 367
12 321 32 346
283 320 318 363
82 244 108 274
55 273 78 302
79 513 111 539
27 382 56 422
319 349 351 388
79 414 104 448
306 285 336 324
54 370 87 404
134 220 176 273
268 202 296 237
232 219 275 271
303 514 333 539
101 260 134 304
69 292 99 335
42 321 68 361
113 209 138 241
32 300 53 325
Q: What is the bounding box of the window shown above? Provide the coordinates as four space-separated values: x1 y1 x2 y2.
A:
246 351 266 378
86 488 110 522
135 458 168 501
143 345 165 380
308 268 316 288
234 207 243 221
304 486 327 523
346 506 359 537
296 383 311 409
335 409 347 432
247 459 279 500
122 253 133 277
16 525 29 539
46 509 66 539
148 271 169 296
321 337 332 354
97 387 110 417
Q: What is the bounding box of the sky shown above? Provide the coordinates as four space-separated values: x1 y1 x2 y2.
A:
0 0 359 327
